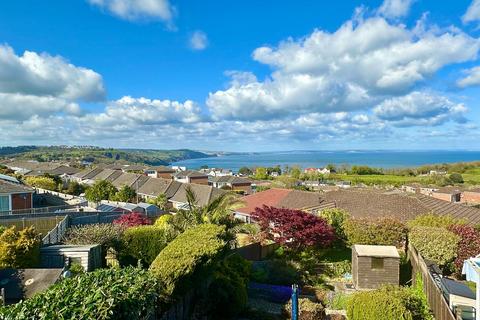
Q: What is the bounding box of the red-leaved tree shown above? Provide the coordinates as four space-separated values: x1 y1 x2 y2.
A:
252 206 335 250
448 224 480 276
113 212 151 228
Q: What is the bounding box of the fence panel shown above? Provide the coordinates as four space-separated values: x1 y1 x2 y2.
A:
408 243 457 320
42 215 70 245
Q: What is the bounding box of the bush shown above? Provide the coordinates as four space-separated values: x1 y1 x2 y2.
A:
409 226 460 266
450 173 464 184
344 217 407 247
318 208 350 242
121 225 173 266
63 223 125 252
448 224 480 275
113 212 151 227
154 214 172 227
347 285 431 320
149 224 227 297
24 176 57 190
206 254 251 319
408 213 465 229
0 226 41 268
84 180 118 203
251 259 301 285
0 267 159 319
285 298 325 320
326 292 351 310
113 185 137 202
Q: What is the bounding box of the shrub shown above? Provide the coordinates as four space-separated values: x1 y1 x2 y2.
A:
63 223 125 252
326 292 351 310
206 254 251 319
0 267 159 319
285 298 325 320
113 212 151 227
344 217 407 247
84 180 117 203
448 224 480 275
318 208 350 241
323 260 352 278
24 176 57 190
408 213 465 229
0 226 41 268
154 214 173 227
253 206 335 250
409 226 460 266
251 259 301 285
149 224 227 297
113 185 137 202
347 285 431 320
121 225 173 266
450 173 464 184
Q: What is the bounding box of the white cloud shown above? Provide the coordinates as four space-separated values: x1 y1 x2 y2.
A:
377 0 414 19
207 16 480 120
0 45 105 101
87 0 173 22
85 96 203 126
373 91 467 126
463 0 480 24
457 66 480 87
189 31 208 51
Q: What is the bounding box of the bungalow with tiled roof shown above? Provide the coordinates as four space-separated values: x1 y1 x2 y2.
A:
173 170 209 185
0 180 34 214
210 176 253 194
235 188 336 223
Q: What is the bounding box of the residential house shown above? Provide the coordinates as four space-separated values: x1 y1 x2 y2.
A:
144 166 175 179
401 183 422 194
462 188 480 205
430 170 447 175
210 176 253 194
0 180 34 213
304 167 331 175
235 188 336 223
200 168 233 177
173 170 209 185
137 178 181 201
169 183 226 209
171 166 186 172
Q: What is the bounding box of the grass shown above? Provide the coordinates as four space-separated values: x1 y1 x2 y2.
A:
327 292 351 310
462 168 480 185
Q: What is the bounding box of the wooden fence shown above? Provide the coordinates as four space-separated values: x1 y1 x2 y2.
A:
42 215 69 245
235 242 279 261
408 243 457 320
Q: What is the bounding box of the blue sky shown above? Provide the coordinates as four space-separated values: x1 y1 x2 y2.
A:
1 0 480 151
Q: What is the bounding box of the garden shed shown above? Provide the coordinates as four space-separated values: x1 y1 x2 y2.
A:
352 244 400 289
40 244 102 271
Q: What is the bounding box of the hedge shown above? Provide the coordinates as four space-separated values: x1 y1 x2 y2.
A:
344 217 407 247
121 225 173 266
347 285 431 320
0 226 41 268
318 208 350 241
149 224 227 297
409 226 460 266
408 213 465 229
63 223 125 250
0 267 159 319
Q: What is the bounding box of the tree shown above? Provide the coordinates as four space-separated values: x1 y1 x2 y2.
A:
290 166 301 179
114 185 137 202
449 173 464 184
84 180 117 203
0 226 41 268
113 212 151 228
238 167 253 176
66 181 85 196
254 167 269 180
252 206 335 251
149 193 168 211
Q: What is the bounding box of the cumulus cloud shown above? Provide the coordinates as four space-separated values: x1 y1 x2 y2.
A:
463 0 480 24
87 0 174 22
457 66 480 87
373 91 467 126
0 45 105 122
189 31 208 50
377 0 414 19
207 16 480 120
85 96 203 126
0 45 105 101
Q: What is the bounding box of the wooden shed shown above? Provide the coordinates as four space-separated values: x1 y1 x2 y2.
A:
352 244 400 289
40 244 102 271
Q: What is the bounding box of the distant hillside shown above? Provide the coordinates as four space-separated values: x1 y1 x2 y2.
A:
0 146 213 166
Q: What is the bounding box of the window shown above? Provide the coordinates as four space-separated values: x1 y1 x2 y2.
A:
371 257 384 269
0 195 10 212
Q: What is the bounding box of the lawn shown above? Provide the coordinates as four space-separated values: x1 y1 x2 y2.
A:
331 174 421 186
462 167 480 185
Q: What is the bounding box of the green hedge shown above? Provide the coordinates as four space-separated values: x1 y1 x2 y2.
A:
347 285 431 320
409 226 460 266
407 213 465 229
149 224 226 297
344 217 407 247
121 225 173 266
0 226 40 268
0 267 159 320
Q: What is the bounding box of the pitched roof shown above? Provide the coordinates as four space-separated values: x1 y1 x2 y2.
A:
170 183 226 206
211 176 252 184
137 177 173 197
149 166 175 173
91 169 118 181
236 188 324 214
173 170 207 179
110 172 145 189
432 186 463 194
0 174 19 184
415 195 480 225
0 180 34 194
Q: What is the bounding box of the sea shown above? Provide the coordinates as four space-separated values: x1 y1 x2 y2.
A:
171 150 480 172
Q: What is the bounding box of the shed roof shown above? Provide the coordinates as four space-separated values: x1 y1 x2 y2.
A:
440 278 475 300
353 245 400 258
